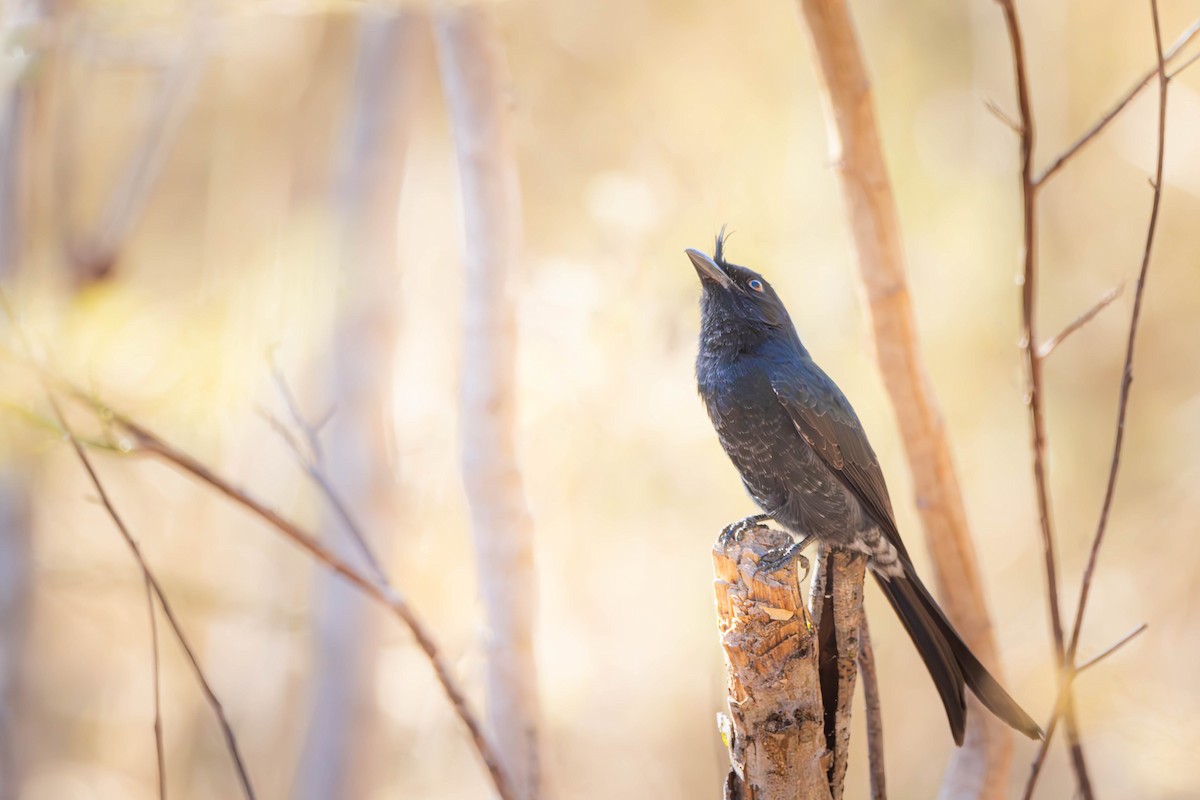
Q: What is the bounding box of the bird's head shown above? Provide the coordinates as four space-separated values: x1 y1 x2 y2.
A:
687 229 797 356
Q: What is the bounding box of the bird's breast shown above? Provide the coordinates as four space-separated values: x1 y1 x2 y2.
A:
696 356 865 541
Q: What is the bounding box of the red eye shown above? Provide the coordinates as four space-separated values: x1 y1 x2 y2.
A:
748 279 764 292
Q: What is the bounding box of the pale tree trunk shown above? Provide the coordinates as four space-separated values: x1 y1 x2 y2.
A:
0 0 36 268
435 8 542 799
794 1 1012 796
0 2 38 795
292 10 426 800
0 468 30 800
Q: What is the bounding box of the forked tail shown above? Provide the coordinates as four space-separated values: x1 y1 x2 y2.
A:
872 567 1043 745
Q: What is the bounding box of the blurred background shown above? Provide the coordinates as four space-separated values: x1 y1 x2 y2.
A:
2 0 1199 798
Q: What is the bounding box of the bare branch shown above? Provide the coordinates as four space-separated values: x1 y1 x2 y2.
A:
267 356 324 463
1034 17 1198 186
993 0 1102 793
1076 623 1148 674
1167 49 1200 80
793 0 1016 789
1067 0 1169 712
984 98 1022 135
143 576 166 800
82 399 516 800
858 616 886 800
995 0 1066 671
1023 2 1171 795
0 333 517 800
255 395 389 588
44 393 255 799
991 9 1091 794
1038 284 1124 359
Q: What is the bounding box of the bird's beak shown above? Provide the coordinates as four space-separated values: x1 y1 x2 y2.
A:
686 248 732 288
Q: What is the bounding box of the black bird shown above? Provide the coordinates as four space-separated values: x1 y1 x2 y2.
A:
688 231 1042 744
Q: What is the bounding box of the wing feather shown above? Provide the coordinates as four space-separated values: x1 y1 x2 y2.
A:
770 365 910 560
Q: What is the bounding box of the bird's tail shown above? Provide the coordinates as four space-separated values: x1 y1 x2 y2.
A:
871 568 1043 745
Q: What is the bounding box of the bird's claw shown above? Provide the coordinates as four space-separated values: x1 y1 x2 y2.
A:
718 521 746 544
756 539 812 580
719 514 770 544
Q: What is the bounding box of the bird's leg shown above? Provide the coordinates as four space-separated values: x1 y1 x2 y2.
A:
757 534 814 580
719 512 774 543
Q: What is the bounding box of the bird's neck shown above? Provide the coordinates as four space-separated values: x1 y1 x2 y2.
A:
698 313 809 365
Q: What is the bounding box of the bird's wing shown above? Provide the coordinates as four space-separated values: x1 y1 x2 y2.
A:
770 364 909 557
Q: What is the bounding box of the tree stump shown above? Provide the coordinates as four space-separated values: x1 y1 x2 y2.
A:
714 527 822 799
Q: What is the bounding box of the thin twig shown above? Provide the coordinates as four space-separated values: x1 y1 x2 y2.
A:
1034 17 1198 186
1068 0 1169 716
73 396 516 800
255 407 387 585
985 98 1023 135
995 0 1098 793
1167 49 1200 80
1024 2 1170 795
1076 623 1148 674
996 0 1068 692
858 615 886 800
1038 284 1124 359
267 356 326 463
144 576 167 800
44 393 255 799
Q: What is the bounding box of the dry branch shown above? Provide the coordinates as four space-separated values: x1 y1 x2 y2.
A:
1037 285 1123 359
30 390 518 800
1075 623 1148 675
793 0 1013 793
44 393 255 799
1034 19 1200 185
435 8 542 799
857 616 886 800
715 527 831 800
143 576 166 800
992 0 1098 792
808 546 865 800
1022 3 1172 796
1066 0 1168 687
995 2 1177 797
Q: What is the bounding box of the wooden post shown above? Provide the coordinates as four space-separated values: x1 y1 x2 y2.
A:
714 527 865 799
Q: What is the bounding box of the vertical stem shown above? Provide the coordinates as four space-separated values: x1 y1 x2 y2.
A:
858 617 886 800
0 467 30 800
1025 2 1170 795
435 8 543 799
0 3 41 794
294 10 426 800
994 0 1067 673
824 549 866 800
793 0 1013 793
144 578 166 800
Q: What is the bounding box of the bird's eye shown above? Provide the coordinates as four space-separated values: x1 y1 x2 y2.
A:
748 279 764 293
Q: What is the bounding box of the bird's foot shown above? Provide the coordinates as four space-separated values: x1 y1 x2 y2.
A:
757 536 813 580
719 513 773 544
